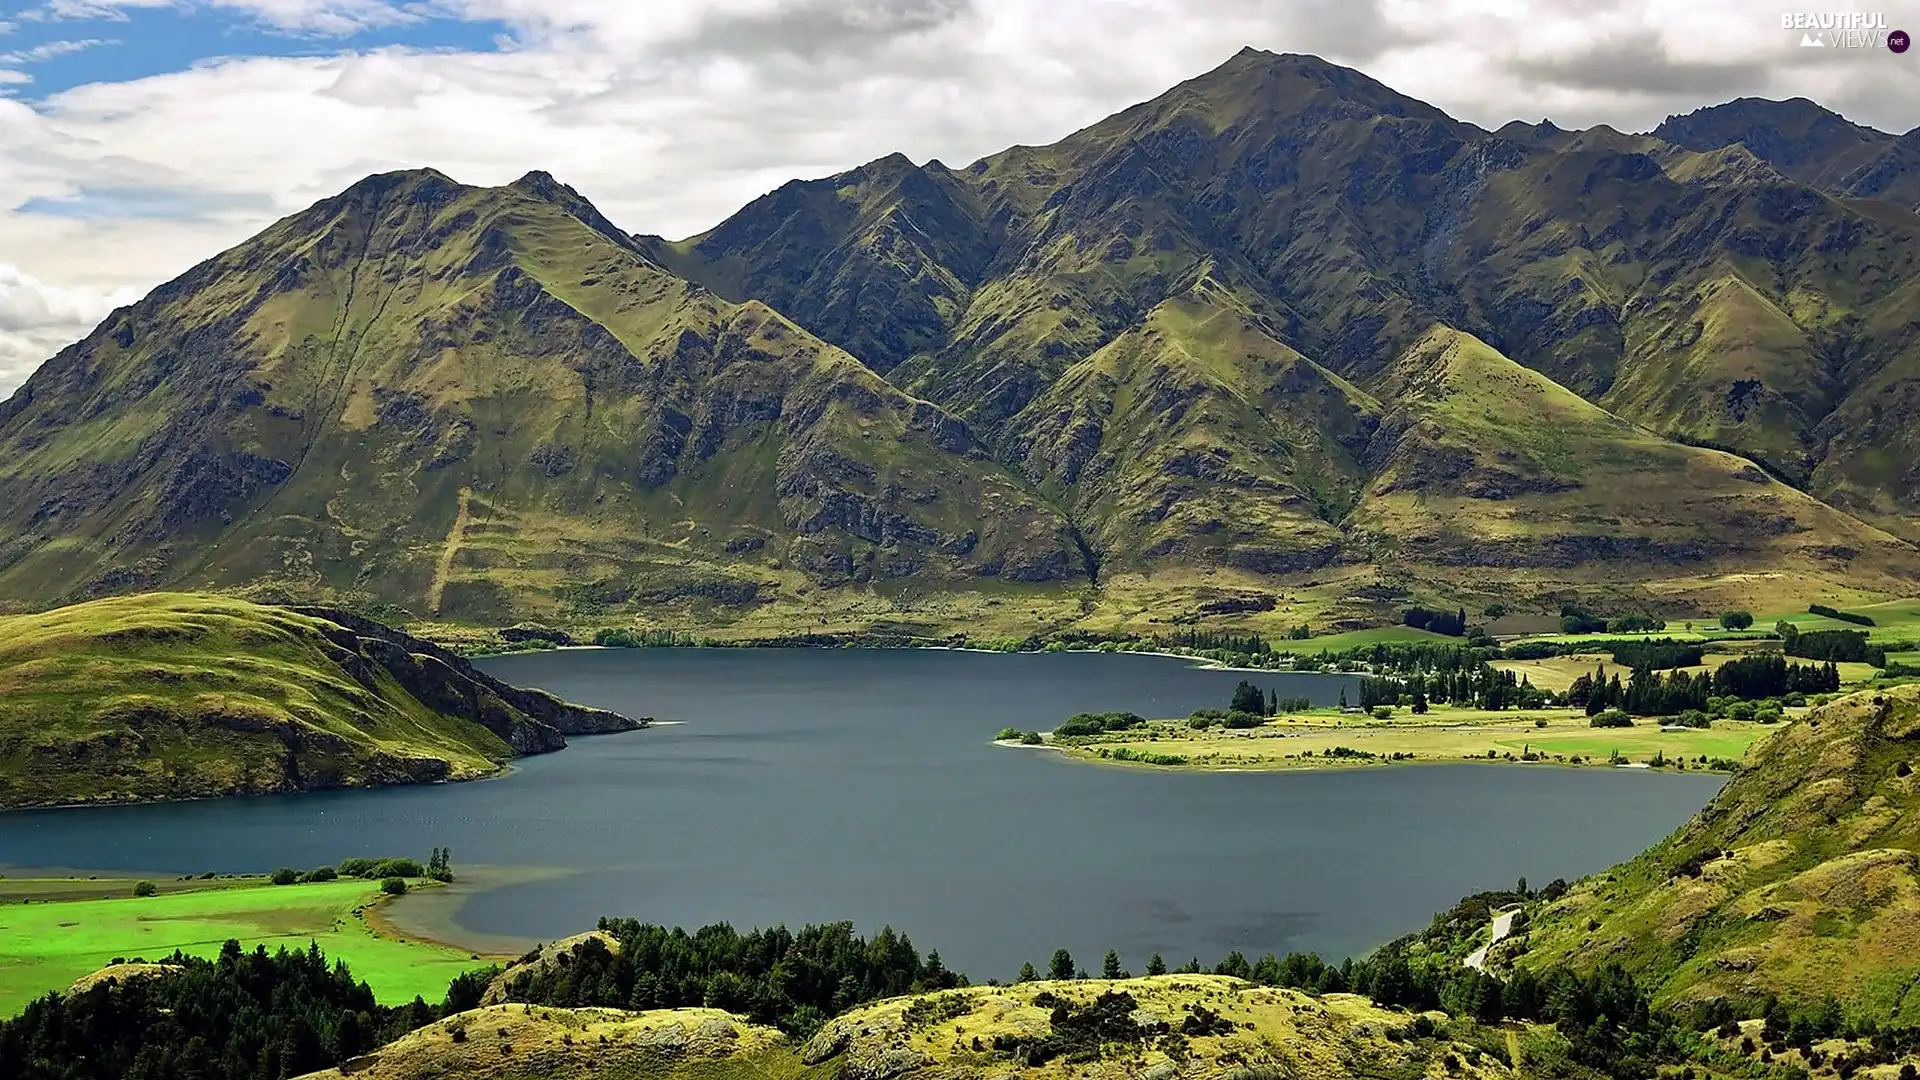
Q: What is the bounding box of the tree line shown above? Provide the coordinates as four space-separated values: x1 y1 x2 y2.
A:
8 902 1916 1080
1570 656 1840 717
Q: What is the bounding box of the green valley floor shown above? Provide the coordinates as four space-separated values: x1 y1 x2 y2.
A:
0 874 495 1016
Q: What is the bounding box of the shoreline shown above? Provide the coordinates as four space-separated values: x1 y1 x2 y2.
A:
0 864 554 962
1039 745 1726 775
995 712 1757 777
490 638 1350 678
0 726 660 816
361 864 567 959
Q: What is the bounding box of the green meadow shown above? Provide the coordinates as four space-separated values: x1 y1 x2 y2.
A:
0 876 490 1017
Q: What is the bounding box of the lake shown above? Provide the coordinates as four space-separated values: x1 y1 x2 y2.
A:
0 648 1722 980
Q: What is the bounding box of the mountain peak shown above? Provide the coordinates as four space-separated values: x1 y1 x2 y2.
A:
327 167 462 207
1173 46 1464 128
508 169 569 199
502 170 645 255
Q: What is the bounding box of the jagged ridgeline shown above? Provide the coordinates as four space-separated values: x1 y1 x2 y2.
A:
0 171 1079 621
6 48 1920 622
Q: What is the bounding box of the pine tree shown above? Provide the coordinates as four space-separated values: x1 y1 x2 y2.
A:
1146 953 1168 976
1102 949 1122 979
1017 961 1038 982
1049 949 1075 981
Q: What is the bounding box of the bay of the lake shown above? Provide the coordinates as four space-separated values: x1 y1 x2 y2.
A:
0 648 1722 979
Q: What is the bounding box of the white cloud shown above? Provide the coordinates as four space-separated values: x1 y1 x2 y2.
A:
1 0 1918 399
1 37 115 63
0 262 139 392
30 0 433 34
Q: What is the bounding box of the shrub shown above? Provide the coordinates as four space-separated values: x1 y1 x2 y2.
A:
1371 706 1393 720
133 880 158 897
1675 709 1710 729
1020 731 1044 746
1809 603 1875 627
1534 717 1549 728
1728 701 1758 722
269 867 301 886
369 858 424 879
336 858 376 878
1222 710 1263 729
1053 711 1146 738
302 866 338 883
1754 705 1783 724
996 727 1022 741
1503 642 1555 659
380 877 408 896
1590 709 1633 728
1483 603 1507 618
1897 761 1912 778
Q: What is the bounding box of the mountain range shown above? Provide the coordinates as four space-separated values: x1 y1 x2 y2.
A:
3 47 1918 630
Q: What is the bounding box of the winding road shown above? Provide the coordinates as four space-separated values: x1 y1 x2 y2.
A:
1464 908 1519 971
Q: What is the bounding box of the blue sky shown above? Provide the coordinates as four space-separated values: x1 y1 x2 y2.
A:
0 2 512 97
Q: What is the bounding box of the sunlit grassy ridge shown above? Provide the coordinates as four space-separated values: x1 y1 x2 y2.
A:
298 977 1526 1080
0 593 599 808
1514 685 1920 1023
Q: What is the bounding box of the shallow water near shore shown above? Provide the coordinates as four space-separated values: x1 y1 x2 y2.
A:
0 648 1722 979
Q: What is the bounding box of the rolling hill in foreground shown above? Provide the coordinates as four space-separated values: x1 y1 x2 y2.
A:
1505 683 1920 1025
4 48 1920 632
0 592 641 809
298 978 1519 1080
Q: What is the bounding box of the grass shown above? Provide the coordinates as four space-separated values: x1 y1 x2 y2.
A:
1516 685 1920 1023
0 593 531 809
302 1004 812 1080
1492 652 1883 692
0 875 490 1017
1036 706 1770 772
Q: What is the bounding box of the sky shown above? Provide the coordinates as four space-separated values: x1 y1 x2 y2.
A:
2 0 1919 397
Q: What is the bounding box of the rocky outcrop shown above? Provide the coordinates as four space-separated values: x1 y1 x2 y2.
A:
292 608 647 737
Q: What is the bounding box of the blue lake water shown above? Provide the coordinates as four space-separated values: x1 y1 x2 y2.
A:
0 648 1721 980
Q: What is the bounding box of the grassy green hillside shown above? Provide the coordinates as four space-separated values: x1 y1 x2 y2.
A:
648 48 1920 604
0 170 1079 624
1009 290 1378 579
300 978 1524 1080
0 593 638 808
1351 326 1913 583
1510 685 1920 1023
8 51 1920 630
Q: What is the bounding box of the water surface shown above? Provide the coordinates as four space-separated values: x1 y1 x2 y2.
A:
0 648 1721 979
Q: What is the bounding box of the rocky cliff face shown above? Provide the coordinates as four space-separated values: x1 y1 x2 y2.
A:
293 608 642 737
